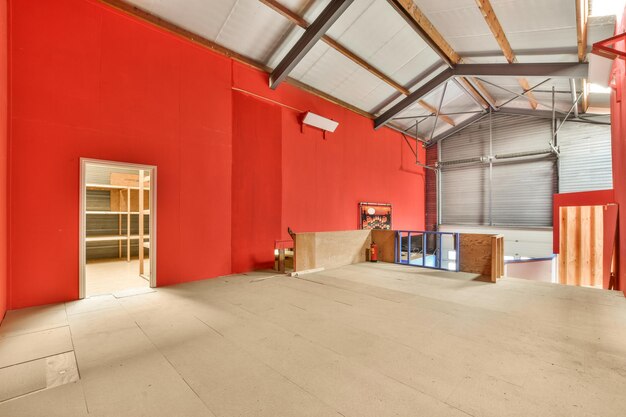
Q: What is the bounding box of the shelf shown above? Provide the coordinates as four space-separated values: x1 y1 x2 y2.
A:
87 211 139 215
86 211 149 215
86 183 150 191
86 235 150 242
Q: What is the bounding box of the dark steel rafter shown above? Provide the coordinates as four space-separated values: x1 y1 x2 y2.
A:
374 63 588 129
269 0 354 89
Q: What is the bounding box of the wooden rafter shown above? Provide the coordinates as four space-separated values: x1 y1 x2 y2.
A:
261 0 458 126
390 0 461 64
468 77 496 106
576 0 589 112
576 0 589 62
474 0 537 110
388 0 493 111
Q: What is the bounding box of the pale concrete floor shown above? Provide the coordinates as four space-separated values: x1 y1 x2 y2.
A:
1 262 626 416
86 259 150 296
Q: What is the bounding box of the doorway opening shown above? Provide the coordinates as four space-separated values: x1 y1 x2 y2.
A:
79 159 157 298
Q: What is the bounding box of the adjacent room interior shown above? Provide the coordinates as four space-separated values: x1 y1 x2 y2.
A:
2 0 626 415
81 160 154 297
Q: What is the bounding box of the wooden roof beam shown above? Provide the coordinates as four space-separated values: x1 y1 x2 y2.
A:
418 100 456 126
576 0 589 112
474 0 537 110
388 0 493 111
576 0 589 62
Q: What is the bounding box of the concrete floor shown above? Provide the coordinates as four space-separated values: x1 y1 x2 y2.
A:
1 262 626 416
86 259 150 296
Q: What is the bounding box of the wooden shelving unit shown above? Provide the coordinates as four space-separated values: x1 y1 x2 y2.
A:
85 172 150 275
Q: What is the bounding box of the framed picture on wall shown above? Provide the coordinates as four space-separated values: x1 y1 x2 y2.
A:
359 202 392 230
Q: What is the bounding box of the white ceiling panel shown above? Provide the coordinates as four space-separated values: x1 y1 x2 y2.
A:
412 0 501 54
125 0 238 40
491 0 577 51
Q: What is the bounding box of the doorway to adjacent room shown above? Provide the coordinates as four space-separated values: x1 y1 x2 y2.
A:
79 159 157 298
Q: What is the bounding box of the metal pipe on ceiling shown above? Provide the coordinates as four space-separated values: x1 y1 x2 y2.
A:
438 149 555 167
570 79 579 119
392 110 484 121
452 78 488 111
429 81 449 142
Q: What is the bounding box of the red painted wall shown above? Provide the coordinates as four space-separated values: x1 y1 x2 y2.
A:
552 190 615 254
8 0 233 309
6 0 424 309
610 8 626 293
232 92 282 273
0 0 8 319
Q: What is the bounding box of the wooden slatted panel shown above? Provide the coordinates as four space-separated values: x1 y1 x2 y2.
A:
559 205 603 288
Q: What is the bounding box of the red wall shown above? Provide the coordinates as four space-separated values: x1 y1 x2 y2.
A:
232 92 282 273
6 0 424 310
0 0 8 319
610 8 626 293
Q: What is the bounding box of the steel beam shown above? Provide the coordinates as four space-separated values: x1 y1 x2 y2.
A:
453 63 588 78
375 68 454 129
477 77 552 109
269 0 354 89
374 63 588 129
430 112 491 144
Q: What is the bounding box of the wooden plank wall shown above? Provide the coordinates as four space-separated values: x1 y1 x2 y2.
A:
602 204 619 289
371 230 396 263
459 233 504 282
559 205 603 288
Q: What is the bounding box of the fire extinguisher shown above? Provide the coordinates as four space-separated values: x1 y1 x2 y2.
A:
370 241 378 262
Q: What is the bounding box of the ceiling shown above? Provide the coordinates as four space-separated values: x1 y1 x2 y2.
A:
119 0 616 141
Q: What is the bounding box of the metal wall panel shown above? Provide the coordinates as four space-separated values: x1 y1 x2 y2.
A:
440 114 556 227
492 158 557 227
441 164 489 225
558 121 613 193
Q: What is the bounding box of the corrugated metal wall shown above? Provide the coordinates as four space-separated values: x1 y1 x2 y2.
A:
439 114 556 227
432 114 612 229
558 121 613 193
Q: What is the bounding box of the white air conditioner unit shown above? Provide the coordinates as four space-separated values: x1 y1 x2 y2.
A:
302 112 339 133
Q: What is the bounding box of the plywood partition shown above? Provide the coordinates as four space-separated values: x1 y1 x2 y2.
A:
459 233 504 282
602 204 619 290
559 205 603 288
294 230 371 272
371 230 396 263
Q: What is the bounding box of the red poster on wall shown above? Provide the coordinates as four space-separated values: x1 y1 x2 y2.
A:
359 203 392 230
